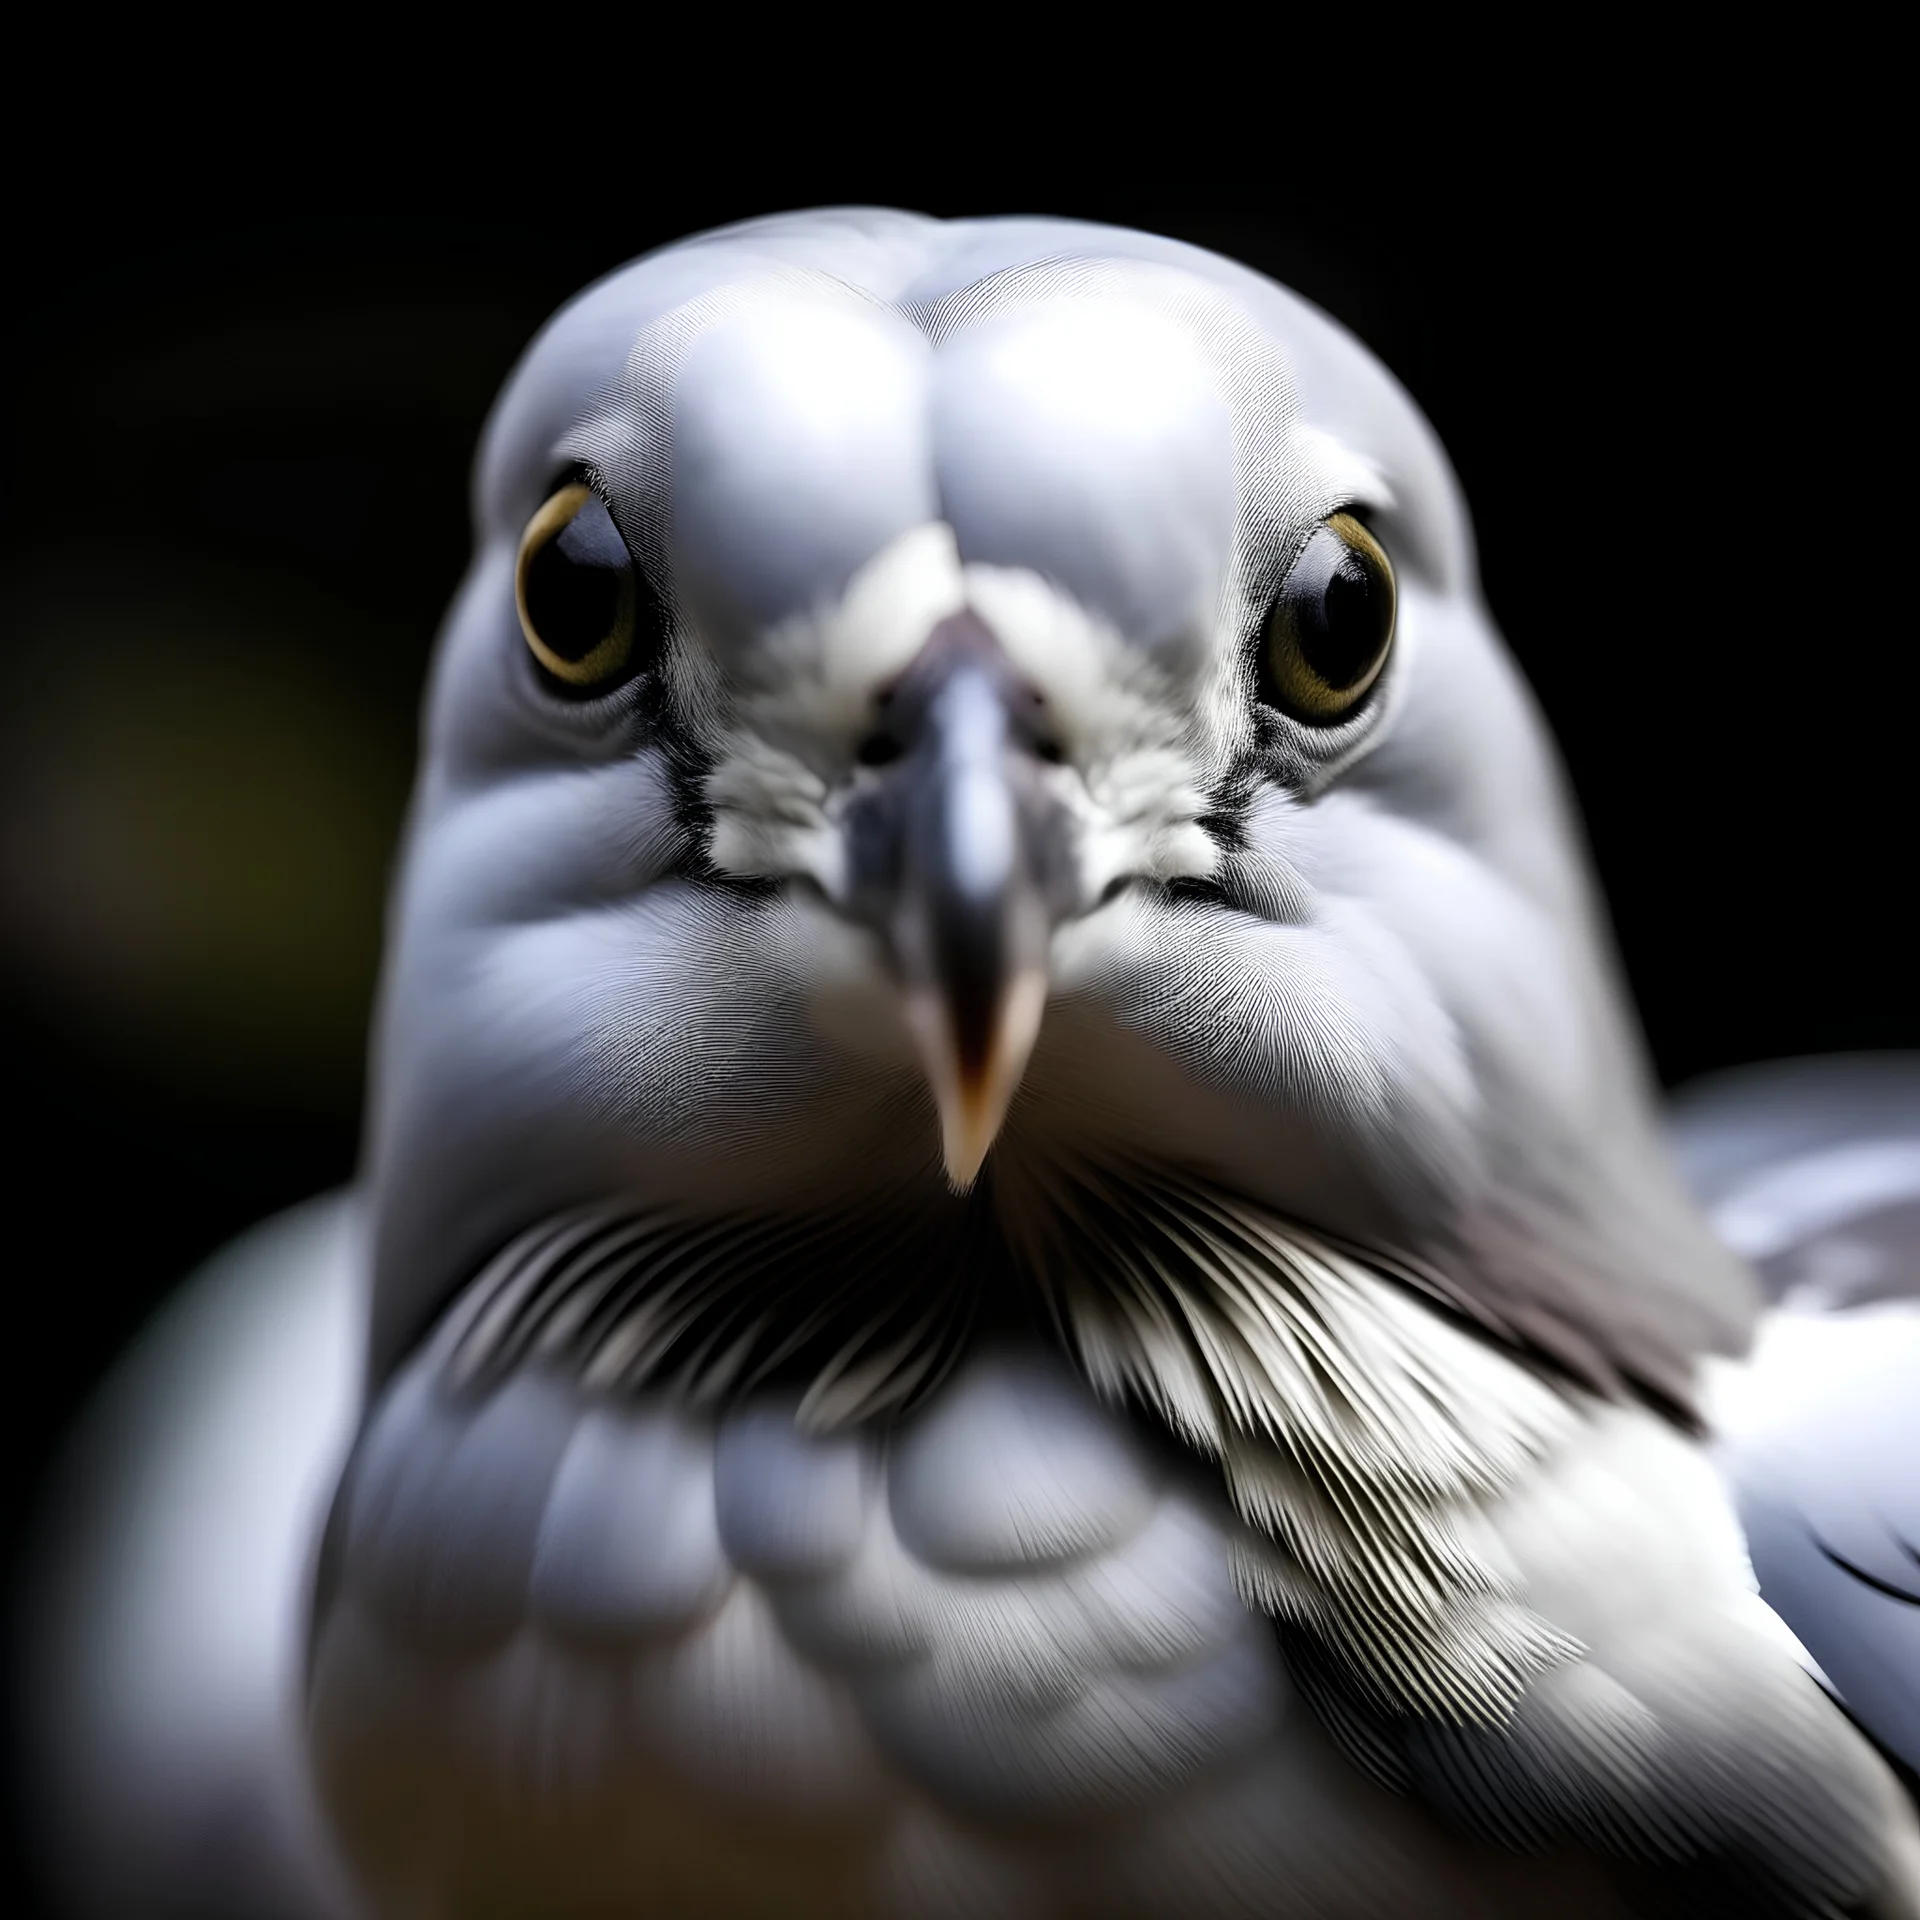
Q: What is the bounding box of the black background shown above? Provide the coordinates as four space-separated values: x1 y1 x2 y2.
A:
1 97 1908 1911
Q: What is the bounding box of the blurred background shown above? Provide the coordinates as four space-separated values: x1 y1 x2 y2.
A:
2 127 1908 1905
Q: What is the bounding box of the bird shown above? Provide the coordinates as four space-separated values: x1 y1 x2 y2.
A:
18 207 1920 1918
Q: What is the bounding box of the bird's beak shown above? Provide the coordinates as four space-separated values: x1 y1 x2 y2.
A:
854 611 1067 1191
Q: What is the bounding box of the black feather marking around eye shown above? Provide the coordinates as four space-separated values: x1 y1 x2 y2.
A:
656 703 718 863
1162 875 1231 910
1191 810 1248 855
1246 704 1288 755
1192 758 1265 854
654 714 779 901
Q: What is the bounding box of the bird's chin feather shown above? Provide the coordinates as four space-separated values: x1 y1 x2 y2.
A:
425 1200 1000 1433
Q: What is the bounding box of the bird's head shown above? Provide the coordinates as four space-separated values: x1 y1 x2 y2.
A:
364 210 1753 1417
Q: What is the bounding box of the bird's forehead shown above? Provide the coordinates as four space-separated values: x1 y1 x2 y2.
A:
651 278 1243 452
509 256 1369 649
472 214 1475 663
476 219 1473 585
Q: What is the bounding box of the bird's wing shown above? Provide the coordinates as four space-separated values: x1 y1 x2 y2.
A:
1677 1056 1920 1773
18 1195 367 1920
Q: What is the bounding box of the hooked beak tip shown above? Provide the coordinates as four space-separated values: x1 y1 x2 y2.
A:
939 1101 996 1195
908 968 1048 1192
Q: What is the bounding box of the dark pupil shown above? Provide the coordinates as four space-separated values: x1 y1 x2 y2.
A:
1295 536 1387 690
526 496 627 663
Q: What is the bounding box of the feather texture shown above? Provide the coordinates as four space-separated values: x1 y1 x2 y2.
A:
310 1291 1918 1916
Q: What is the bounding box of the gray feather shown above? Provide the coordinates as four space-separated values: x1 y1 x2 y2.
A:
529 1405 730 1642
1682 1056 1920 1776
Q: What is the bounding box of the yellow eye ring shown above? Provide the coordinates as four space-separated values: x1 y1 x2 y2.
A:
1259 511 1396 725
514 482 641 693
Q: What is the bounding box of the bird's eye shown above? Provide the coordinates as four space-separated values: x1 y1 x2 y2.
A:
514 481 647 696
1258 511 1397 725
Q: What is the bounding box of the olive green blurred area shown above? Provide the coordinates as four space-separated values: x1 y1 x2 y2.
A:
0 226 591 1550
2 181 1909 1553
5 255 518 1136
4 583 403 1096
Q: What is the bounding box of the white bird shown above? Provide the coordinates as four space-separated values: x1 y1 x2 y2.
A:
20 209 1920 1918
